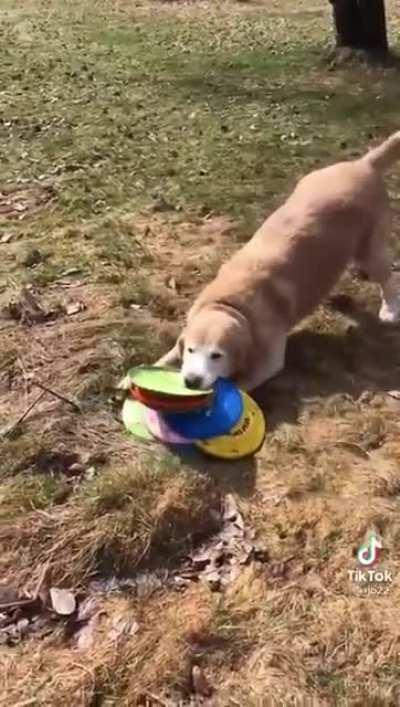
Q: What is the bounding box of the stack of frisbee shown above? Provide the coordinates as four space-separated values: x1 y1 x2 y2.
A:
122 366 266 460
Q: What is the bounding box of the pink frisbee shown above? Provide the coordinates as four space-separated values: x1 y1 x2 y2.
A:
145 408 194 445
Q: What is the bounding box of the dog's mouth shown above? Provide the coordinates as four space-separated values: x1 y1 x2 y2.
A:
184 375 202 390
184 374 215 390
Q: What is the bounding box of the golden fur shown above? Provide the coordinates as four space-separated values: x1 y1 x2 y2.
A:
158 132 400 390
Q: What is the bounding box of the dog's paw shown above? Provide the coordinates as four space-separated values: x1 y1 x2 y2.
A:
379 296 400 323
154 355 172 367
117 374 132 390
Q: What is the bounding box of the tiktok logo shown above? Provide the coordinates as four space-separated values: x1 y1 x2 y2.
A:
357 531 383 567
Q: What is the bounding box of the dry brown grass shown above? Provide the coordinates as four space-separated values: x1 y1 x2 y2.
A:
1 0 400 704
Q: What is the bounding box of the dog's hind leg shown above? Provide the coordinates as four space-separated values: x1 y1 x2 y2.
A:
358 213 400 323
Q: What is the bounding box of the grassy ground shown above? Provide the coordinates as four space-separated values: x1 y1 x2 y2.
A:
1 0 400 704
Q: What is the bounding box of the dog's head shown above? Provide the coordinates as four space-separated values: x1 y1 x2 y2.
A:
179 307 252 389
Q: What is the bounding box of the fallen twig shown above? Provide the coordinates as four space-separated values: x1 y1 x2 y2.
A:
2 390 46 437
33 380 81 412
1 378 80 438
0 598 38 612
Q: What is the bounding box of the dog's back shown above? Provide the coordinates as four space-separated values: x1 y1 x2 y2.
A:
246 158 387 323
158 133 400 389
198 137 400 328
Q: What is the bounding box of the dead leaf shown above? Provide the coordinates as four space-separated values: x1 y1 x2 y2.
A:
0 618 31 646
19 247 43 268
0 232 14 243
219 565 241 587
166 276 177 291
262 489 288 506
16 618 30 635
52 279 84 289
109 612 138 641
65 301 85 316
75 613 100 651
134 571 169 599
220 523 243 541
387 390 400 400
202 569 221 590
151 195 174 212
176 492 267 592
3 287 59 325
84 466 96 481
386 391 400 411
28 614 54 639
200 214 236 237
335 441 370 460
49 587 76 616
253 546 270 563
71 597 102 650
67 462 86 476
189 549 215 568
233 512 245 531
60 267 83 277
76 596 98 623
192 665 213 698
236 542 254 564
222 494 239 522
0 185 54 220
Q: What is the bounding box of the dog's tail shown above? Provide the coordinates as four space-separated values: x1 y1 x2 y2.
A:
363 131 400 173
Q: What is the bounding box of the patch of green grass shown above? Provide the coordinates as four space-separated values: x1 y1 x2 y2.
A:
0 474 70 518
308 670 346 699
118 277 154 309
2 0 400 266
0 452 220 583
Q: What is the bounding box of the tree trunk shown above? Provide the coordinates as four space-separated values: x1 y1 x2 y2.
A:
331 0 388 52
358 0 388 51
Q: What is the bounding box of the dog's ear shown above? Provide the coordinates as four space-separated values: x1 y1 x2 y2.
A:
232 345 250 381
229 325 252 381
177 333 185 360
155 332 185 368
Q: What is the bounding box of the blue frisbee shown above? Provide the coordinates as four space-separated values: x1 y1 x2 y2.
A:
164 378 243 440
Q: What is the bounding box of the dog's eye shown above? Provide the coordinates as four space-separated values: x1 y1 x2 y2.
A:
187 347 195 354
210 352 222 360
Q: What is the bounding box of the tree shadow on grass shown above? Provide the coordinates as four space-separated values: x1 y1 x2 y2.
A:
169 63 400 119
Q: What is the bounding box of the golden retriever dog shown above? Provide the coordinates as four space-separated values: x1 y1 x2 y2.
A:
157 132 400 391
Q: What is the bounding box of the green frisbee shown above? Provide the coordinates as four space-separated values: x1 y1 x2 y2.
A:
122 398 154 442
127 366 212 397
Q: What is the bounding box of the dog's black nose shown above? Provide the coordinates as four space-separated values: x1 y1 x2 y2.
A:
185 375 203 389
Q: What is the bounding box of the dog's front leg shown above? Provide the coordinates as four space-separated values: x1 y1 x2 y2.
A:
236 335 287 392
236 364 284 392
235 369 270 392
155 341 182 368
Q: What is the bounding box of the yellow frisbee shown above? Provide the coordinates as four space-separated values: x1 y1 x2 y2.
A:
195 392 265 460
